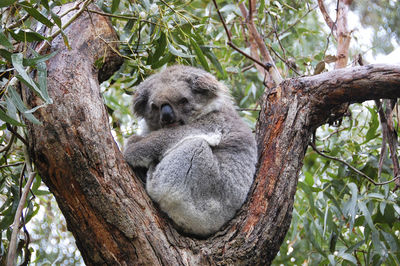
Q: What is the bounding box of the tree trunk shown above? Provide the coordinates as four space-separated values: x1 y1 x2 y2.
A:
24 3 400 265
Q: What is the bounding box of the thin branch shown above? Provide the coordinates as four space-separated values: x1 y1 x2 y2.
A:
375 99 400 191
7 12 31 30
86 9 161 26
6 151 35 266
6 124 28 146
310 142 400 186
0 162 24 169
0 133 15 153
268 45 300 75
265 12 301 77
274 5 318 38
212 0 282 86
238 1 283 85
317 0 336 34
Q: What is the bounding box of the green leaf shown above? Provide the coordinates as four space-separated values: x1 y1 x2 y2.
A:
9 29 47 42
23 50 57 66
358 200 376 231
6 86 42 124
304 218 327 257
329 231 337 253
0 31 13 50
12 53 52 103
345 182 358 231
0 0 17 8
190 37 210 71
0 48 12 61
50 11 62 28
365 106 379 143
150 32 167 64
167 43 195 58
152 52 173 69
203 49 226 78
19 2 54 27
0 107 25 126
338 252 358 264
111 0 120 13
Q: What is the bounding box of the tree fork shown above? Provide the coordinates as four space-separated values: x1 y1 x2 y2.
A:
24 2 400 265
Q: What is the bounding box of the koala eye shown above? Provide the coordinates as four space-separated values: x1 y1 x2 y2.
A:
150 102 159 111
178 97 188 105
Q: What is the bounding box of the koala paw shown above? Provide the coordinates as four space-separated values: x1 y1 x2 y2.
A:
182 131 222 147
197 132 222 147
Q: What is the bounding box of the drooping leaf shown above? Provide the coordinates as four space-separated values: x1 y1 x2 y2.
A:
19 1 54 27
358 200 376 231
190 37 210 72
167 43 195 58
111 0 120 13
11 53 52 103
0 0 17 8
23 50 57 66
6 86 42 124
0 31 13 50
9 29 47 42
0 107 25 126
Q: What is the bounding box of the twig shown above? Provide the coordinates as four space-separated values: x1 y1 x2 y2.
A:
6 124 28 146
274 5 318 38
238 108 261 112
86 9 160 26
238 1 283 85
268 41 301 76
7 12 31 30
310 142 400 186
375 100 400 191
0 133 15 153
317 0 336 35
212 0 281 84
6 144 36 266
0 162 24 169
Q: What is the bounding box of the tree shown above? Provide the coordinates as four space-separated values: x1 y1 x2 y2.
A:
1 0 399 265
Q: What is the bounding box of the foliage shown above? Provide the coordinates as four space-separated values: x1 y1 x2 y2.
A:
0 0 399 264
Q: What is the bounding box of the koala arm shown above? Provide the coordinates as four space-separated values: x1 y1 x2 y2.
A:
123 125 214 168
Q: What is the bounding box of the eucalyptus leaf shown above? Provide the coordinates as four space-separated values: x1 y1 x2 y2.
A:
168 43 195 58
0 31 13 50
19 1 54 27
0 0 17 8
6 86 42 124
0 107 25 126
12 53 52 103
358 201 376 231
190 37 210 72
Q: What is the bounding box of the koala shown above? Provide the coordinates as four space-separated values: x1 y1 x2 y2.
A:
123 65 257 237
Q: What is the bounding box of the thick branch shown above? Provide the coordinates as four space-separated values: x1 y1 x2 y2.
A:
335 0 352 69
298 64 400 127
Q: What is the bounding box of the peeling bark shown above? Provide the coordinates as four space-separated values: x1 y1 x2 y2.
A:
24 3 400 266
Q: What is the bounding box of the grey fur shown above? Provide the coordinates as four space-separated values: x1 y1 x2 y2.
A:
123 65 257 237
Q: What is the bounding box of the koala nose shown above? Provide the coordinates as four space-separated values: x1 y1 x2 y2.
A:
160 104 176 125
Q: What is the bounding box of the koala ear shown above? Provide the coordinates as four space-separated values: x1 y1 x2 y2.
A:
186 73 220 96
132 85 149 117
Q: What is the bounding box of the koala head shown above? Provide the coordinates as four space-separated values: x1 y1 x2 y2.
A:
132 65 230 132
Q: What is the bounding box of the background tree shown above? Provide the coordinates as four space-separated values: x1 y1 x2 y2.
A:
0 0 399 265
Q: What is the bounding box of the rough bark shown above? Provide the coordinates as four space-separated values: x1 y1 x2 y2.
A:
24 3 400 266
